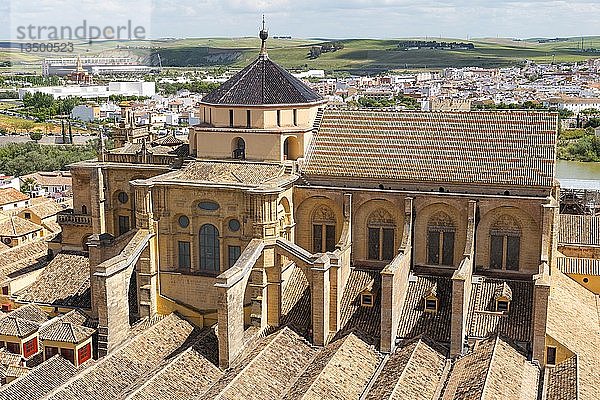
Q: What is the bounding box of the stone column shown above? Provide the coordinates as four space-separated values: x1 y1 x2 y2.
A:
266 252 282 327
449 200 476 357
216 279 246 369
379 269 396 353
450 275 467 357
328 255 340 333
380 197 413 353
311 256 331 346
90 166 106 235
531 264 551 366
136 236 158 319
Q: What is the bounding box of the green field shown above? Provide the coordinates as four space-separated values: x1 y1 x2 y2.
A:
1 36 599 74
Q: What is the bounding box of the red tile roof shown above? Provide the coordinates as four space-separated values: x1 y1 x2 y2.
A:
303 109 557 188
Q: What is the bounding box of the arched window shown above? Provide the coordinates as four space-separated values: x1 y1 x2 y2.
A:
367 208 395 261
427 211 456 266
81 205 87 215
312 206 336 253
199 224 220 273
232 137 245 160
490 215 521 270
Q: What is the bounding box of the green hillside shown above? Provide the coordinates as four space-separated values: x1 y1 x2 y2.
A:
1 36 599 74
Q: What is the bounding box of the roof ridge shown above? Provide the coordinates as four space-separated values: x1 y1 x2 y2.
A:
67 322 76 342
217 327 305 396
479 335 500 400
292 334 356 394
388 338 421 399
122 347 203 399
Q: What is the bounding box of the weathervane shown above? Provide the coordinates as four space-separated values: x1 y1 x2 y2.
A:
259 14 269 58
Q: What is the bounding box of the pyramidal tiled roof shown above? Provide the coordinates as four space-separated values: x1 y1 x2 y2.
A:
151 133 185 147
0 316 40 338
200 56 324 106
39 322 94 343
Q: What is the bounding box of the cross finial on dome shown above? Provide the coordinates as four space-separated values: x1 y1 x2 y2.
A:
259 15 269 59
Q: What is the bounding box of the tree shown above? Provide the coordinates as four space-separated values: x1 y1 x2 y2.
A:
558 108 574 118
583 118 600 129
29 130 43 142
20 177 37 194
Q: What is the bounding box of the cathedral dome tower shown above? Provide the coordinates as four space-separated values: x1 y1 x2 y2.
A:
192 19 327 162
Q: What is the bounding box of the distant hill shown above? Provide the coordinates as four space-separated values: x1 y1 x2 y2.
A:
2 36 600 74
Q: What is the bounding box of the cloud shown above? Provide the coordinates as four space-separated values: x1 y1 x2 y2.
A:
2 0 600 39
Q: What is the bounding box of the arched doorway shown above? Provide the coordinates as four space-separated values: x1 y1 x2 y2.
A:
232 137 246 160
283 136 301 160
199 224 220 273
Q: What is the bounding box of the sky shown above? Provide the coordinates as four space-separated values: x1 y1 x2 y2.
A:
1 0 599 40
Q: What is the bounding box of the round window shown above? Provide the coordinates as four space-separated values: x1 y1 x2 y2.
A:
198 201 219 211
583 277 589 283
117 191 129 204
228 219 241 232
178 215 190 228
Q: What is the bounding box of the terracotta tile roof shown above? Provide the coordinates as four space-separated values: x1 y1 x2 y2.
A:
21 198 66 220
46 313 200 400
156 160 293 188
397 275 452 343
546 355 578 400
202 332 280 398
0 303 48 338
337 269 381 341
209 327 318 400
0 355 76 400
0 347 22 382
281 264 311 336
9 303 48 323
556 256 600 276
0 316 40 338
547 267 600 400
285 333 382 400
126 346 222 400
558 214 600 246
43 219 62 235
109 142 188 157
441 336 539 400
0 216 42 237
303 109 557 188
21 171 72 187
0 239 49 283
0 188 28 207
39 321 95 344
200 56 324 106
481 337 539 400
15 252 91 308
151 133 185 147
58 308 94 328
3 364 29 380
467 277 533 343
365 338 447 400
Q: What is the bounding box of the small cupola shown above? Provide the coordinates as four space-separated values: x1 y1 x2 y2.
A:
494 282 512 313
424 282 439 313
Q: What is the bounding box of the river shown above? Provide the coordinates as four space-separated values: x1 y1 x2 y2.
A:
556 160 600 181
